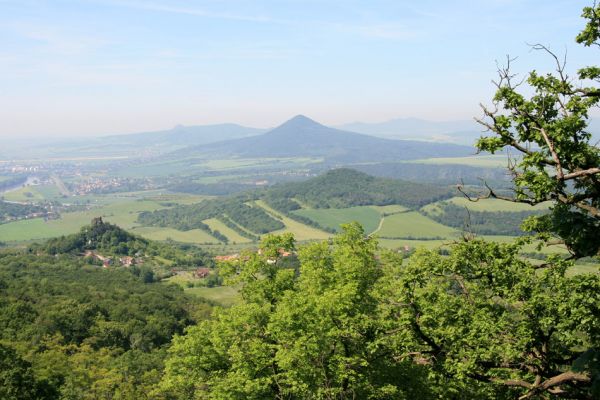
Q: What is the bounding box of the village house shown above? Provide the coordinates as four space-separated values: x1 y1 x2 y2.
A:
193 267 211 278
83 250 112 267
119 256 135 267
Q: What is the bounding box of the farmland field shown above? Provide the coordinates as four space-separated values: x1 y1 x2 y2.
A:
0 199 163 242
406 155 510 168
186 286 241 306
132 226 218 243
422 196 551 213
376 211 459 239
254 200 331 241
203 218 252 243
293 206 381 234
3 185 46 202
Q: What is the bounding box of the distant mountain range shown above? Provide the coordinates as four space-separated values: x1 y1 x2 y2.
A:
174 115 475 163
337 117 481 145
10 115 596 161
100 123 267 148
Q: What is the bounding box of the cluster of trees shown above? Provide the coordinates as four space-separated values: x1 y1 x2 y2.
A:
465 3 600 259
138 198 284 238
36 217 149 256
160 224 600 399
0 200 46 222
0 250 212 399
31 218 213 271
265 168 454 209
0 175 27 192
353 162 511 186
422 202 546 236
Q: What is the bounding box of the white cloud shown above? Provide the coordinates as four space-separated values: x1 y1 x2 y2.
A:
93 0 275 23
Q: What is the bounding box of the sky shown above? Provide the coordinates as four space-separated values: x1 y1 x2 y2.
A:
0 0 596 137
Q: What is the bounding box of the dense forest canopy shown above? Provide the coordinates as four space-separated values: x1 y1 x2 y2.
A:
161 224 600 399
0 248 212 399
0 200 46 222
264 168 453 209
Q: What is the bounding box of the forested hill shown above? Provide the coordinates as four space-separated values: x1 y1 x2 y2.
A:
264 168 453 209
0 247 212 398
32 218 213 269
137 168 454 237
36 217 149 256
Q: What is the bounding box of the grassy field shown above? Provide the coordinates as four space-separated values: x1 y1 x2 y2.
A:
423 196 551 213
371 205 410 214
117 156 322 178
132 226 218 243
255 200 331 241
0 199 164 242
142 192 211 205
165 272 242 306
375 211 459 239
198 157 322 171
203 218 252 243
3 185 46 202
406 155 511 168
293 206 382 234
186 286 241 306
35 184 65 201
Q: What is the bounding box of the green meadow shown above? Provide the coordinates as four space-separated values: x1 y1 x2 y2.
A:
406 154 512 168
293 206 382 234
421 196 551 214
254 200 331 241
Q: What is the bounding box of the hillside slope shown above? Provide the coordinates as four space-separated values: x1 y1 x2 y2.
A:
264 168 453 209
175 115 474 162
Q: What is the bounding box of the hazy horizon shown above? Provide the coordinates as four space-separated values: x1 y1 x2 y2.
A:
1 0 597 138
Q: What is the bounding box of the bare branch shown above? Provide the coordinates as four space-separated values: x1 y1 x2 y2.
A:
518 371 592 399
535 127 565 179
457 180 543 206
562 167 600 180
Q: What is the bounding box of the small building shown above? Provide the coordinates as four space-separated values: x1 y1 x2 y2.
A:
119 256 135 267
194 267 211 278
214 254 239 262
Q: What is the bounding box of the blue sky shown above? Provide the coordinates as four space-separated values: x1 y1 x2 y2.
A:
0 0 595 137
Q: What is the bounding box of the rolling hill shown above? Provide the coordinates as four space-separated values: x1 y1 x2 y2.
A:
22 123 267 158
137 168 454 239
338 117 481 144
264 168 453 209
174 115 475 163
100 123 267 148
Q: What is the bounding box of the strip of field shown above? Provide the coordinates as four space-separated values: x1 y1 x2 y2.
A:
132 227 218 244
203 218 252 243
376 211 459 239
293 206 382 234
422 196 550 213
254 200 331 241
370 205 410 214
405 155 510 168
